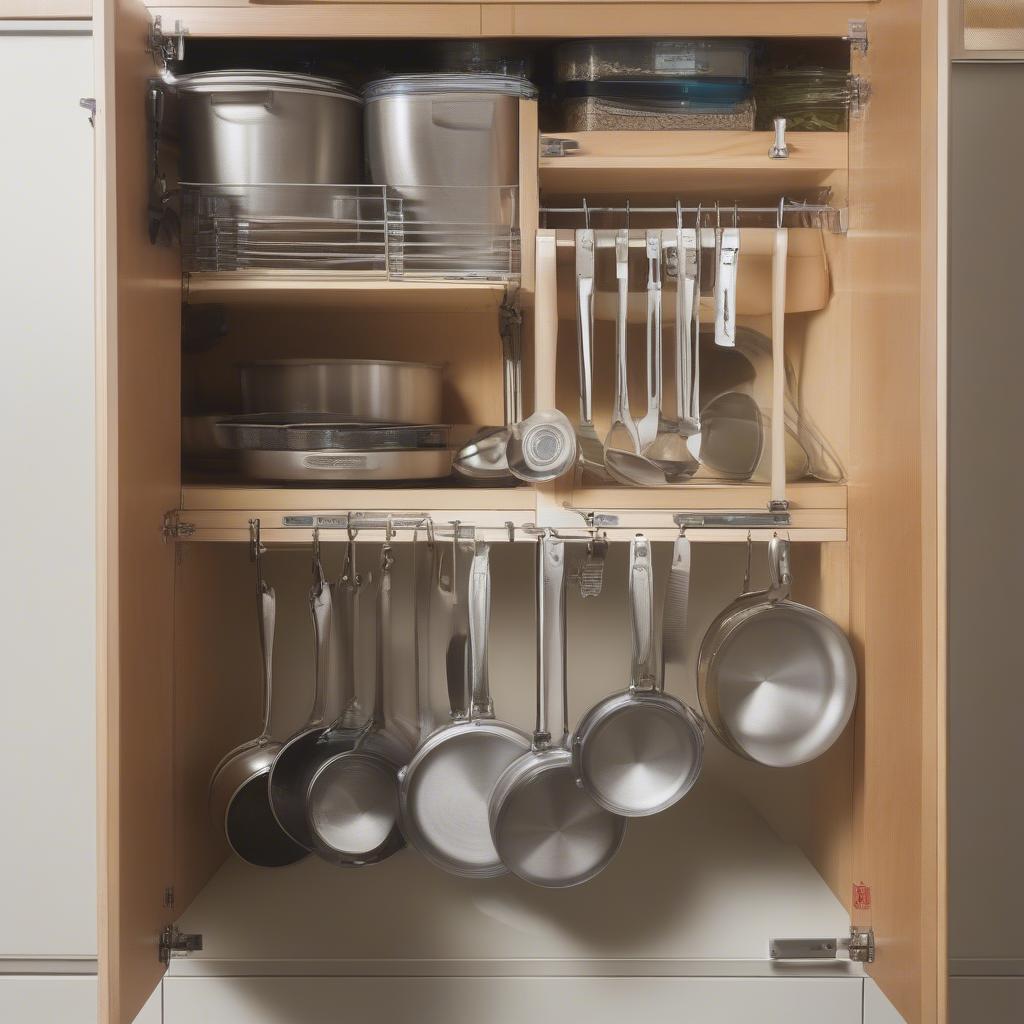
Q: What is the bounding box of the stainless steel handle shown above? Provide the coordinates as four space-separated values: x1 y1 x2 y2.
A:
468 542 494 719
612 230 633 430
576 229 597 426
715 226 740 348
309 562 332 726
535 534 567 748
661 534 692 681
629 534 656 691
645 231 663 423
767 536 792 599
372 545 394 731
208 90 275 111
257 582 276 743
413 532 436 741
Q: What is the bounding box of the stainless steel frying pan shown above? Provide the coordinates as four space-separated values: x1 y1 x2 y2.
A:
697 537 857 767
572 533 704 816
208 527 306 868
489 534 626 888
400 542 531 877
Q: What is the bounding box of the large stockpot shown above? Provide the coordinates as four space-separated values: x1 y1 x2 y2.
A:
239 359 444 425
364 73 536 229
175 70 363 186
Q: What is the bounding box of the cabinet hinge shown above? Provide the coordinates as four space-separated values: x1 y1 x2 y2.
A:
540 136 581 158
845 19 869 54
79 98 96 127
162 511 196 542
159 925 202 965
146 15 186 70
770 926 876 964
850 75 872 119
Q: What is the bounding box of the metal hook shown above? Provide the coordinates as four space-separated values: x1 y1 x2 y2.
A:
675 199 683 231
715 202 721 229
624 199 631 231
385 513 394 544
249 517 262 564
582 197 590 229
425 517 435 547
733 202 739 228
743 531 753 593
506 521 516 544
778 196 786 230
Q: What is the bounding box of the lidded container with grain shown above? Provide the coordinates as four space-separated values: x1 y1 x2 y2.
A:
556 38 754 83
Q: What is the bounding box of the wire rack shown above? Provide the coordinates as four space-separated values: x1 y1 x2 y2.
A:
180 183 521 281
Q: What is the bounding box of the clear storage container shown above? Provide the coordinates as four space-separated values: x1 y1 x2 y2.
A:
556 38 754 83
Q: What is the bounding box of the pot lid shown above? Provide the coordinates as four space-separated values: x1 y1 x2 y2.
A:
173 69 361 101
363 73 538 100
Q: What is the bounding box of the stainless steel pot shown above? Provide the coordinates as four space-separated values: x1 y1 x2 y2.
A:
176 70 363 186
364 73 535 228
239 359 444 424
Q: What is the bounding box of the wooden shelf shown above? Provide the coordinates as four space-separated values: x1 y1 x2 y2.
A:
183 274 511 312
175 482 847 543
540 131 848 196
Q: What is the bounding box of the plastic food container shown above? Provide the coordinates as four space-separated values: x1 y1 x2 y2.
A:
556 39 754 83
753 68 852 132
558 80 755 132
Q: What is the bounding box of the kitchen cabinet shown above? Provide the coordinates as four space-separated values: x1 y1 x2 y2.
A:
93 3 944 1024
0 19 97 963
0 977 98 1024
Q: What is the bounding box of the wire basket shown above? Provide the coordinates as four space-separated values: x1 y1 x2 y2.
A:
180 183 521 281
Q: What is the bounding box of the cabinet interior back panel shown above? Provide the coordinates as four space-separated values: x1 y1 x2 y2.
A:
173 542 850 963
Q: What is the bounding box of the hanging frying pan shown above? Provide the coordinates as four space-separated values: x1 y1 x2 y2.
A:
697 537 856 767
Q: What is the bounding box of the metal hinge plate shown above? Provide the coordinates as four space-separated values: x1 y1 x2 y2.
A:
770 927 875 964
162 512 196 541
540 136 581 158
147 15 186 69
846 19 868 54
850 75 872 118
159 926 202 965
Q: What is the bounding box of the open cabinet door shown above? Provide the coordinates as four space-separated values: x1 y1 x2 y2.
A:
95 0 183 1021
848 0 945 1019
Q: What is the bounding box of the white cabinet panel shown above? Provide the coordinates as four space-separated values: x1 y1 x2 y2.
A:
0 976 96 1024
950 978 1024 1023
132 984 162 1024
164 977 862 1024
0 24 96 958
863 979 906 1023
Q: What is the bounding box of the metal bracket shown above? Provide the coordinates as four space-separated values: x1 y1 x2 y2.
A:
79 97 96 127
846 19 869 54
770 927 875 964
850 75 872 119
282 513 431 533
159 926 202 965
768 117 790 160
540 136 581 158
674 511 791 530
162 511 196 542
146 15 186 70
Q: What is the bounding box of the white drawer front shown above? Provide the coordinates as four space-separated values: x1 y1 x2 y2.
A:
0 976 96 1024
164 976 862 1024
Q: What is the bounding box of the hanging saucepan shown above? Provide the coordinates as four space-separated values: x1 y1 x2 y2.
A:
697 537 857 767
572 533 704 816
400 540 531 878
208 522 307 867
489 533 626 888
268 532 333 849
306 537 412 866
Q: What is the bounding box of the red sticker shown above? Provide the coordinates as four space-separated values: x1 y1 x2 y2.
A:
853 882 872 910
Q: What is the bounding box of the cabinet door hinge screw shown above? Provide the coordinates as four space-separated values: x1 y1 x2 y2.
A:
162 511 196 542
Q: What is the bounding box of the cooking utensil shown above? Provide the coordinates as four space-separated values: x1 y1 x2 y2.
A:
489 533 626 888
697 537 857 767
574 228 611 482
603 230 667 487
176 70 363 189
507 234 578 483
208 526 306 868
306 541 411 865
268 537 334 849
444 530 473 725
239 359 443 425
688 390 764 480
216 418 450 453
236 447 453 483
576 531 608 599
714 223 740 348
400 542 531 877
645 227 700 481
572 533 703 817
635 231 663 452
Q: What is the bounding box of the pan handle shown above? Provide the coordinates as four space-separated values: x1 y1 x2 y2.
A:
629 534 657 692
535 534 567 749
768 537 792 600
256 581 276 744
468 542 494 720
308 543 332 727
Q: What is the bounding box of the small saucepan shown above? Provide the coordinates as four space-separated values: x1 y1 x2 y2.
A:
572 533 704 817
489 533 626 888
208 523 307 867
697 537 857 767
